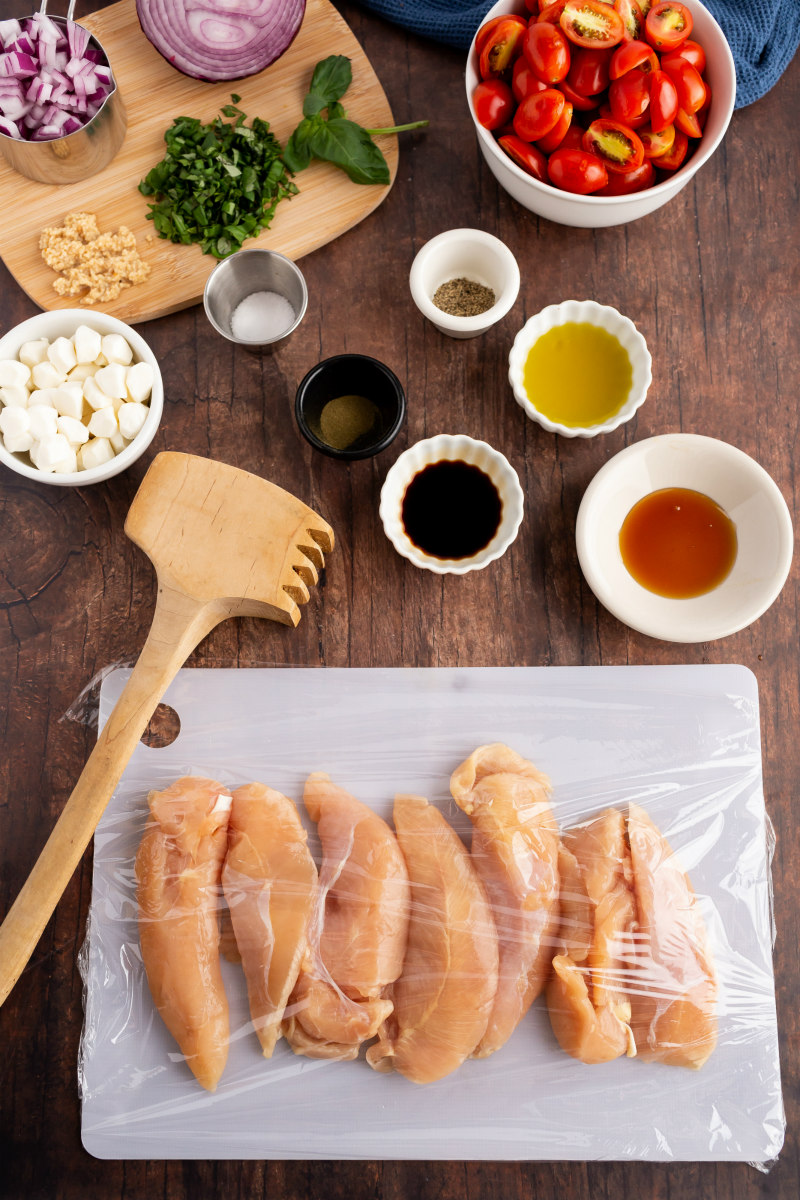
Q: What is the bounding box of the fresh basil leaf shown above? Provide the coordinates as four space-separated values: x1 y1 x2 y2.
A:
308 54 352 107
309 117 390 185
282 117 316 173
303 93 327 118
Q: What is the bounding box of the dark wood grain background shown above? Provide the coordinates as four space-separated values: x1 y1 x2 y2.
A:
0 1 797 1197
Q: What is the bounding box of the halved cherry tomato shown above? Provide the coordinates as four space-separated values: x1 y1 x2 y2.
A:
524 21 572 84
560 1 625 49
674 105 702 137
596 158 655 193
598 101 649 129
513 87 566 140
472 79 515 131
547 146 608 192
609 38 658 79
614 0 644 43
537 99 574 151
696 80 712 129
662 38 706 74
645 2 692 51
648 69 679 131
609 69 650 122
583 117 644 172
475 14 526 57
559 77 602 110
480 18 528 80
538 0 570 22
560 122 588 150
661 56 706 112
513 56 550 102
639 123 675 157
655 125 688 169
498 134 549 182
567 46 611 95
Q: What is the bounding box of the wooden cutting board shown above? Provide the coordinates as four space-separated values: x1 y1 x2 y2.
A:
0 0 398 324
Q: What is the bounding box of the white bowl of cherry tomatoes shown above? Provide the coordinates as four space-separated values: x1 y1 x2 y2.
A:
467 0 735 228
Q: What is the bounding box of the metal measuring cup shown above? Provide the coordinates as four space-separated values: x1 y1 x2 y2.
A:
0 0 126 184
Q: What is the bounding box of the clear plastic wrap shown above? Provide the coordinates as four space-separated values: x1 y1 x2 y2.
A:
78 664 783 1163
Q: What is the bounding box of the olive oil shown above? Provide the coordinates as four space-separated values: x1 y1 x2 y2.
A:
619 487 738 598
401 460 502 560
523 322 632 428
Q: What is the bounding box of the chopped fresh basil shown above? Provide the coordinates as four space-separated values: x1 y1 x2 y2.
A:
139 100 298 259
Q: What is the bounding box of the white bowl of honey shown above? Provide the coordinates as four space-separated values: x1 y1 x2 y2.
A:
508 300 651 438
379 434 524 574
576 434 794 643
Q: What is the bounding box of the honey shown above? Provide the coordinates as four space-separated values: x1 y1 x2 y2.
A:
619 487 737 599
522 322 632 428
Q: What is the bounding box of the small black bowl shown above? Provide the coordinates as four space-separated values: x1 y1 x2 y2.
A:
295 354 406 461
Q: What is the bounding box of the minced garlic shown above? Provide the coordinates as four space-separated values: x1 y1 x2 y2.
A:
39 211 151 305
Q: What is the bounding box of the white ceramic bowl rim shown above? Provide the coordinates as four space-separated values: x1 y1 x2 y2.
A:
379 433 524 574
409 228 521 332
575 434 794 642
508 299 652 438
466 0 736 210
0 308 163 487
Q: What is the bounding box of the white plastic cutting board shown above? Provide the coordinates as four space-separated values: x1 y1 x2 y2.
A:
80 665 783 1161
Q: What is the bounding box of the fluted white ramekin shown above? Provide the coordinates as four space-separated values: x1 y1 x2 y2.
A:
379 434 524 574
508 300 652 438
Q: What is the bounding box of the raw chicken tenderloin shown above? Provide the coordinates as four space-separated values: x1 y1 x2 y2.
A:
546 809 637 1065
282 772 410 1060
136 777 232 1091
367 794 499 1084
627 802 717 1068
222 783 318 1057
450 744 560 1057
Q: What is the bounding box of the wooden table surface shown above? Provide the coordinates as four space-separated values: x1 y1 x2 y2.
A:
0 2 797 1197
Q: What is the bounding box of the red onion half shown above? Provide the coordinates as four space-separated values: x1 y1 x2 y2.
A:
136 0 306 82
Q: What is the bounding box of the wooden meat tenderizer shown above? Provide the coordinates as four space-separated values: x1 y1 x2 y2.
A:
0 451 334 1007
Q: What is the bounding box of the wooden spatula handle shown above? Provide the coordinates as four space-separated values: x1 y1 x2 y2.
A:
0 586 218 1008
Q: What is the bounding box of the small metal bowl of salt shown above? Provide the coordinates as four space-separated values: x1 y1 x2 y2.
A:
203 248 308 352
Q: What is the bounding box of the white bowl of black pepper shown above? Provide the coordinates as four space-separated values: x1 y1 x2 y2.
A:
409 228 521 339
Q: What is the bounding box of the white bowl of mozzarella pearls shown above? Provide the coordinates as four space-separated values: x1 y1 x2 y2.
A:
0 309 163 485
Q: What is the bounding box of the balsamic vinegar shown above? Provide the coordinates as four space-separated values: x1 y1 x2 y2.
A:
401 460 503 560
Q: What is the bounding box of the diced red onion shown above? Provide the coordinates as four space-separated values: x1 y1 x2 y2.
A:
135 0 306 81
2 52 37 78
0 19 21 46
0 16 114 143
67 22 89 59
32 123 62 139
13 35 36 57
0 98 27 121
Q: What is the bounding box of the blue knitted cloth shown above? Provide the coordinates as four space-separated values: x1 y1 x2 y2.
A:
356 1 799 108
